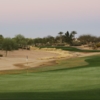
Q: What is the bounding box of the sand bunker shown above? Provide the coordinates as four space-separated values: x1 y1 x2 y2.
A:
0 48 100 71
0 49 73 71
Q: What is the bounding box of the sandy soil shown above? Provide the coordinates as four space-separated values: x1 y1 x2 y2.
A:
0 50 59 70
0 49 100 71
0 49 72 71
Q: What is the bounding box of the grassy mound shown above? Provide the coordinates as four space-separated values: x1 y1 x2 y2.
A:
39 46 100 52
0 55 100 100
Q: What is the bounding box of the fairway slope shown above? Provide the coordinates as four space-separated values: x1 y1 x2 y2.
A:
0 55 100 100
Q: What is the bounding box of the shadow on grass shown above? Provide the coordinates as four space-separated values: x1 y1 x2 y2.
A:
0 89 100 100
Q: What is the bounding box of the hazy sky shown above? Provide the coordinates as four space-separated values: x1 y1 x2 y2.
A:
0 0 100 38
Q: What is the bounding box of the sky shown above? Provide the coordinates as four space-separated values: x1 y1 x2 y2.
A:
0 0 100 38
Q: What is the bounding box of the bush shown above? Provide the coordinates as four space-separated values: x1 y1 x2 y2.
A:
92 45 97 50
56 43 65 46
72 41 82 46
27 47 30 50
0 54 3 57
96 42 100 48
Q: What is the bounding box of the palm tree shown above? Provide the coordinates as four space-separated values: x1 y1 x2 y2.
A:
70 31 77 39
65 31 71 44
65 31 77 45
58 32 63 43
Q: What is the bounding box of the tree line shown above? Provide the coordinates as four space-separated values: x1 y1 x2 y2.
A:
0 34 34 56
0 31 100 56
33 31 77 46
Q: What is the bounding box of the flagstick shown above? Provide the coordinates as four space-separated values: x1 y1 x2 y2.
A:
26 56 28 75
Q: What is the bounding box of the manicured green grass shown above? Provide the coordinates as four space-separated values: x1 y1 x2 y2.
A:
31 57 88 72
0 56 100 100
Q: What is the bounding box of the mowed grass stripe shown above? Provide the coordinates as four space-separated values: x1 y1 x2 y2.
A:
0 66 100 92
0 55 100 100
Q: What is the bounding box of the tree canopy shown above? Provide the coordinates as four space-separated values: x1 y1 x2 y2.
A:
2 38 18 56
14 34 27 49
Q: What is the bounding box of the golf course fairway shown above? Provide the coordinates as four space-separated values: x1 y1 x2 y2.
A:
0 55 100 100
